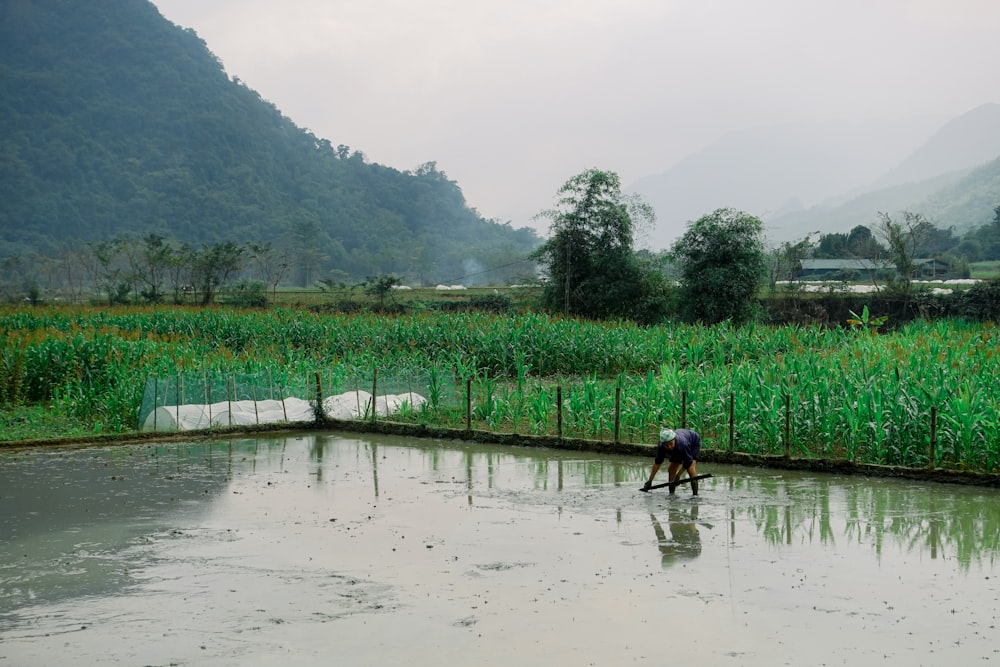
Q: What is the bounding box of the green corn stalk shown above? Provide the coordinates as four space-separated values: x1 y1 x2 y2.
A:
526 383 553 434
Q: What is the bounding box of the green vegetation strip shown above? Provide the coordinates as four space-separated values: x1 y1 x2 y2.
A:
1 306 998 473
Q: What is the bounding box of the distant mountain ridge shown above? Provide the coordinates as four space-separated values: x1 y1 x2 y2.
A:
766 104 1000 242
872 103 1000 190
628 104 1000 248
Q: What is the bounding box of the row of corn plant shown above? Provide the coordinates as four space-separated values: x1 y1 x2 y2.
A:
2 307 997 473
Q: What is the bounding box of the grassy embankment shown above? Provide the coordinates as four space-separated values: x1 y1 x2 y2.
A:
970 260 1000 280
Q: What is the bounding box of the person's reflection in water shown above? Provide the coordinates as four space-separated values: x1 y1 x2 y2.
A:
651 504 705 568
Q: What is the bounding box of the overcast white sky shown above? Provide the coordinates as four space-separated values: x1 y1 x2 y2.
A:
152 0 1000 239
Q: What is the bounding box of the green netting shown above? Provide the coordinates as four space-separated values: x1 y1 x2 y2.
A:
138 368 460 431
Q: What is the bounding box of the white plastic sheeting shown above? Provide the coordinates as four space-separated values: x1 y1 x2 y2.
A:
140 390 426 432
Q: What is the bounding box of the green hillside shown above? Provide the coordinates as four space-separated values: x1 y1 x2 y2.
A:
920 156 1000 233
764 171 967 241
0 0 540 285
766 159 1000 245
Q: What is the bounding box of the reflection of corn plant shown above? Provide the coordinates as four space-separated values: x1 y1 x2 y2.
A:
736 477 1000 569
745 501 791 545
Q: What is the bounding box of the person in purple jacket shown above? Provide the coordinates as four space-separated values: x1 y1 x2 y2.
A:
643 427 702 495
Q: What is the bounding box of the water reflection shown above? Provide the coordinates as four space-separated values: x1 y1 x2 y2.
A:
221 437 999 572
2 433 999 619
651 504 707 567
3 433 999 667
720 473 1000 569
0 441 240 612
293 435 1000 569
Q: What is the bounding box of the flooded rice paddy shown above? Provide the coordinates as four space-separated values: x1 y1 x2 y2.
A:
1 432 998 666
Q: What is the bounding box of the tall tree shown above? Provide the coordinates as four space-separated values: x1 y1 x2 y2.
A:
766 234 815 292
846 225 884 258
532 169 667 322
815 232 849 258
286 218 330 287
82 240 130 305
964 205 1000 260
875 210 932 297
671 208 766 324
191 242 244 305
247 242 290 301
164 243 196 304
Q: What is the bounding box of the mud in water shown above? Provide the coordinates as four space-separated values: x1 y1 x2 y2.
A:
1 432 998 666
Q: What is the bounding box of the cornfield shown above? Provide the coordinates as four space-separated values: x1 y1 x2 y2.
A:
1 306 997 472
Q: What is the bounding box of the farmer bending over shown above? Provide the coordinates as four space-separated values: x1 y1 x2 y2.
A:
643 428 701 495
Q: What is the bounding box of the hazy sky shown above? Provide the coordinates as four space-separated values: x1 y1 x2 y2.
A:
152 0 1000 241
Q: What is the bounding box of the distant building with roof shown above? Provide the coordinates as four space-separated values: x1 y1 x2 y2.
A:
798 258 952 280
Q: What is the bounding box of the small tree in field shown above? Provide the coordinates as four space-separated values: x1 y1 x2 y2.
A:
192 242 245 305
766 233 816 293
532 168 670 322
875 210 933 298
671 208 766 324
364 274 402 310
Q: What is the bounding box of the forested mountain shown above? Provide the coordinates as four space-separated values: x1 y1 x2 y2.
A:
0 0 540 285
765 155 1000 244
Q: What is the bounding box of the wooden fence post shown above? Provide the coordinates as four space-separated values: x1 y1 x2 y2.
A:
729 392 735 453
314 371 323 422
227 375 233 426
466 377 472 432
557 385 563 440
614 386 621 444
204 368 211 425
783 394 791 459
929 406 937 469
252 383 259 425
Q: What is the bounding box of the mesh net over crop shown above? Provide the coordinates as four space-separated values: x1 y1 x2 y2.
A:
138 369 458 432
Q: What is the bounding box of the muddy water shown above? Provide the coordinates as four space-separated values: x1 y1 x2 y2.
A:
1 432 998 667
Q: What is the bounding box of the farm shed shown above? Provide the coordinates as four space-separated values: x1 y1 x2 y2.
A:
798 259 892 279
798 258 953 279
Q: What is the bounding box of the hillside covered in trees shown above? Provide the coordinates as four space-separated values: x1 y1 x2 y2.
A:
0 0 540 286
